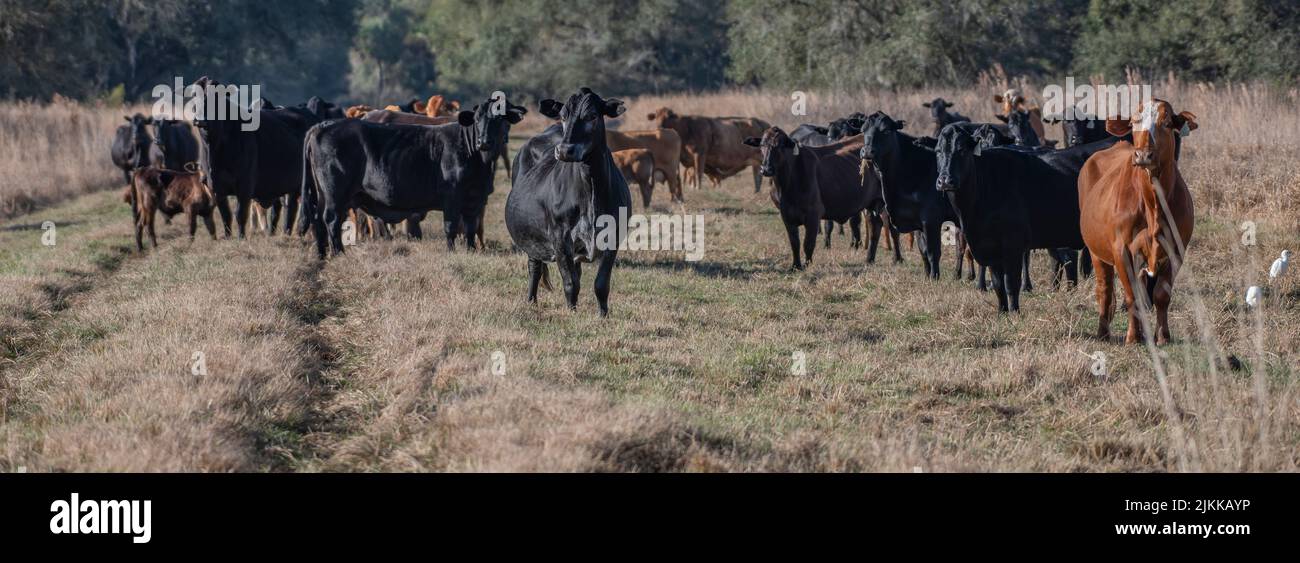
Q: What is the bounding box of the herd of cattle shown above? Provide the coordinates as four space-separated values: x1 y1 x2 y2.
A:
109 81 1196 344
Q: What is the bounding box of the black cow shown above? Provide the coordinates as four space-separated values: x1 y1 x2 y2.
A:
743 127 893 270
1044 109 1110 148
192 77 321 237
505 87 630 317
302 96 345 120
110 114 151 185
303 95 525 257
923 98 969 136
860 112 959 280
933 126 1120 311
148 119 200 171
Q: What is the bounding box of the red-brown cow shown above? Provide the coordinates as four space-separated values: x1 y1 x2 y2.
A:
1078 99 1196 344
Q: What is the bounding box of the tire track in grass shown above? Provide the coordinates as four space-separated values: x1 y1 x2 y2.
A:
0 194 343 470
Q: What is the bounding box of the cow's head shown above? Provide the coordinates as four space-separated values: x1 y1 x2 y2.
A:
933 125 980 193
457 95 527 165
124 113 154 168
743 127 798 178
646 107 678 129
992 89 1025 117
971 124 1012 149
539 87 624 163
859 111 906 167
1106 99 1196 172
828 112 867 140
922 98 954 122
1044 108 1104 147
1003 109 1041 147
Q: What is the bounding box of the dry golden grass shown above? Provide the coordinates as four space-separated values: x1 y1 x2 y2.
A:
0 100 143 219
1 80 1298 472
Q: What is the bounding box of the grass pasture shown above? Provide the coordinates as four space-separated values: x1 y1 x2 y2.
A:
1 83 1298 472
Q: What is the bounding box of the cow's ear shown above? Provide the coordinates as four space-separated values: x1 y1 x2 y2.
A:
913 138 936 152
124 115 132 122
812 125 829 135
743 137 762 147
413 100 426 114
1173 111 1198 135
992 94 1004 103
601 98 626 118
894 119 907 130
540 99 563 119
505 105 527 124
457 110 476 127
995 114 1008 123
921 102 931 108
1105 118 1132 137
943 101 953 108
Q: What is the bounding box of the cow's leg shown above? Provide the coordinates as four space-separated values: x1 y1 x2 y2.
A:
865 212 883 264
188 211 198 241
1004 252 1023 312
234 195 250 239
1115 249 1142 344
639 180 652 209
1080 247 1094 278
977 263 988 291
882 216 894 251
1093 256 1115 340
202 212 217 240
989 265 1009 312
925 221 943 279
500 148 511 178
527 259 545 303
916 230 932 277
324 205 345 256
594 252 616 317
283 193 300 237
1153 271 1173 345
134 213 146 252
461 214 479 251
267 198 283 236
784 220 803 271
692 153 703 190
955 231 966 280
668 169 684 202
849 214 862 249
558 254 581 310
1064 249 1079 288
216 195 234 238
443 219 461 251
1021 251 1034 292
752 166 762 193
147 208 159 248
823 219 832 249
803 221 818 265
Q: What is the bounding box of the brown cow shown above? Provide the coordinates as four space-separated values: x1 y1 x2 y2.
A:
345 105 375 119
130 166 216 250
647 108 768 193
1078 99 1196 345
612 149 657 208
421 95 461 118
606 129 683 203
993 89 1047 143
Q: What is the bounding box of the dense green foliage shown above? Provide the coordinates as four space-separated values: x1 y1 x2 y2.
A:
1 0 1296 104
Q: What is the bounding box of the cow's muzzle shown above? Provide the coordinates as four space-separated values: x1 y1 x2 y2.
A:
1133 150 1154 168
935 174 956 192
759 165 775 177
554 143 589 163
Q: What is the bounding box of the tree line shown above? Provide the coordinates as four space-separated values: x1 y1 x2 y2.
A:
1 0 1296 104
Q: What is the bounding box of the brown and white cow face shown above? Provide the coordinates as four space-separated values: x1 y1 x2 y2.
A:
646 107 679 130
1105 99 1197 171
992 89 1025 116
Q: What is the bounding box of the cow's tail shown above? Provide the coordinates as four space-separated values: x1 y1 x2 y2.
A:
540 265 553 291
299 125 320 237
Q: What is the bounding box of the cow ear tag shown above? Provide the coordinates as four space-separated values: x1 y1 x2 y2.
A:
974 144 982 156
793 143 800 155
1179 123 1191 137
